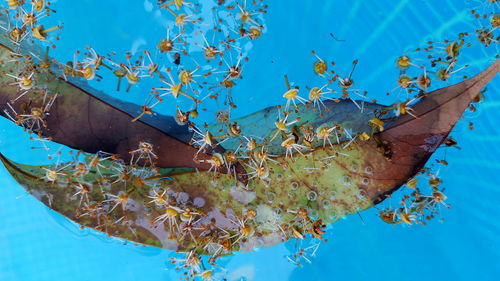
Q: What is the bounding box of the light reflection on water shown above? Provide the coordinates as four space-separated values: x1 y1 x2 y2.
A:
0 0 499 281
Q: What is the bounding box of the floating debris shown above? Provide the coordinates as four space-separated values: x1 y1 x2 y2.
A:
0 0 498 279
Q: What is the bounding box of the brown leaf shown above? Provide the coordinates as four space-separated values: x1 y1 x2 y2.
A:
370 59 500 203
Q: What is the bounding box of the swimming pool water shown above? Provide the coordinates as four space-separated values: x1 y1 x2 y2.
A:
1 1 499 280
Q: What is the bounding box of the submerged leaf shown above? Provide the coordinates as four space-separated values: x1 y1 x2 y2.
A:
0 39 211 170
374 59 500 202
1 59 497 255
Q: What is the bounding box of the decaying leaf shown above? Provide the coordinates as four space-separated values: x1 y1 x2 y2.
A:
1 59 497 255
0 41 211 170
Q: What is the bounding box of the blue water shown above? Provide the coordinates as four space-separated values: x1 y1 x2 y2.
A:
1 0 499 280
